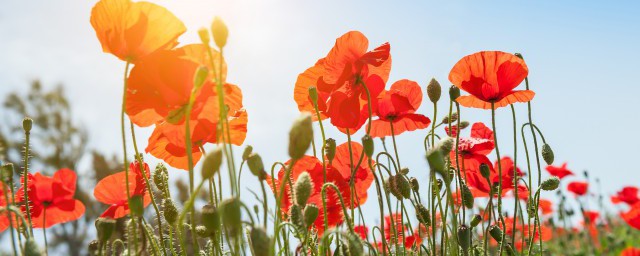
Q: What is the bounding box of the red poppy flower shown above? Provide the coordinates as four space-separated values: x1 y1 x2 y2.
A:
545 163 574 180
621 202 640 230
293 31 391 132
538 198 553 215
450 123 499 193
378 213 426 250
448 51 534 109
612 186 640 206
369 79 431 138
16 169 85 228
0 182 12 232
621 247 640 256
353 225 368 239
90 0 186 63
567 181 589 196
94 161 151 219
266 156 351 235
584 210 599 224
328 142 374 207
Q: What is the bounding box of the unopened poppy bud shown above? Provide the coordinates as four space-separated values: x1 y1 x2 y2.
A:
308 86 319 105
325 138 336 161
410 177 419 192
459 121 470 129
1 163 14 183
541 177 560 191
541 143 554 165
95 217 116 242
198 28 210 45
426 149 446 175
457 225 471 252
362 135 374 157
23 117 33 133
303 204 319 228
396 174 411 199
470 214 482 228
163 199 179 225
195 225 211 237
461 183 475 209
387 176 402 200
289 204 304 228
250 226 273 256
449 85 461 101
479 163 490 180
345 232 364 256
289 113 313 160
128 195 144 217
201 204 220 234
441 112 458 124
514 53 524 59
220 197 242 236
438 137 455 155
201 146 223 180
242 145 253 161
211 17 228 49
24 238 42 256
294 172 313 206
427 78 441 103
400 168 409 175
247 153 266 180
489 225 503 242
193 66 209 91
416 203 431 226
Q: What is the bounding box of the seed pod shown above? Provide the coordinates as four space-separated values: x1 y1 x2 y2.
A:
416 203 431 226
289 204 304 228
541 144 554 165
479 163 491 180
198 28 210 45
24 238 42 256
128 195 144 217
95 217 116 243
242 145 253 161
362 135 374 158
1 163 14 184
396 175 412 199
325 138 337 161
250 226 273 256
470 214 482 228
457 225 471 252
489 225 503 242
541 177 560 191
449 85 461 101
219 197 242 236
303 204 319 228
461 183 475 209
23 117 33 133
201 204 220 234
211 17 228 49
289 113 313 160
163 199 179 225
426 149 445 175
308 86 319 105
427 78 441 103
247 153 266 180
294 172 313 206
201 146 223 180
410 177 419 192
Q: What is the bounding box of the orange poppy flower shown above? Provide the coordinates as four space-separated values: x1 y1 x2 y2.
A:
90 0 186 63
328 142 375 206
369 79 431 138
16 169 85 228
611 186 640 206
538 198 553 215
545 162 574 180
622 247 640 256
377 213 426 250
294 31 391 132
622 202 640 230
266 156 351 235
0 182 11 232
448 51 534 109
567 181 589 196
94 161 151 219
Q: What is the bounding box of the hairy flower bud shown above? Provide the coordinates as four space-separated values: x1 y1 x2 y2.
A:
198 28 210 45
441 112 458 124
345 232 364 256
397 175 412 199
202 204 220 234
23 117 33 133
195 225 210 237
249 226 272 256
1 163 14 184
308 86 319 106
479 163 491 180
457 225 471 252
201 146 223 180
128 195 144 217
294 172 313 206
247 153 266 180
387 176 402 200
163 199 179 225
416 203 431 226
211 17 228 49
220 197 242 236
427 78 441 103
325 138 336 161
449 85 461 101
242 145 253 161
489 225 503 242
426 149 446 175
153 164 168 191
459 121 470 130
410 177 419 192
289 204 304 228
470 214 482 228
438 137 455 155
461 183 475 209
303 204 319 228
289 113 313 160
541 143 554 165
362 135 374 158
541 177 560 191
24 238 42 256
95 217 116 243
193 66 209 91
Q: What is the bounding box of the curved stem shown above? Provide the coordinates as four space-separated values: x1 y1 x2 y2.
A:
491 102 507 255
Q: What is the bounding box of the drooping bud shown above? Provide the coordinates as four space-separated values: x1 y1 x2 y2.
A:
193 66 209 91
308 86 319 106
211 17 228 49
441 112 458 124
95 217 116 243
289 204 304 228
219 197 242 236
400 168 409 175
457 225 471 252
201 204 220 234
22 117 33 133
242 145 253 161
410 177 419 192
198 28 210 45
470 214 482 228
541 143 554 165
24 238 42 256
459 121 470 130
416 203 431 226
325 138 336 161
489 225 503 242
289 113 313 160
427 78 441 103
294 172 313 206
128 195 144 217
387 176 402 200
247 153 266 180
345 232 364 256
1 163 14 184
362 135 374 157
201 146 223 180
303 204 319 229
541 177 560 191
449 85 461 101
249 226 273 256
396 175 412 199
426 149 446 175
479 163 491 180
438 137 454 155
163 199 179 225
514 53 524 59
461 183 475 209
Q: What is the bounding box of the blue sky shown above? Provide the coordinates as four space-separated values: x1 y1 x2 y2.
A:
1 0 639 232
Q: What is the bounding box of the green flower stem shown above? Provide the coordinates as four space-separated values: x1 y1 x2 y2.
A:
369 160 388 255
119 61 136 255
491 102 507 255
184 78 202 250
2 182 18 256
177 179 206 256
509 104 519 247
